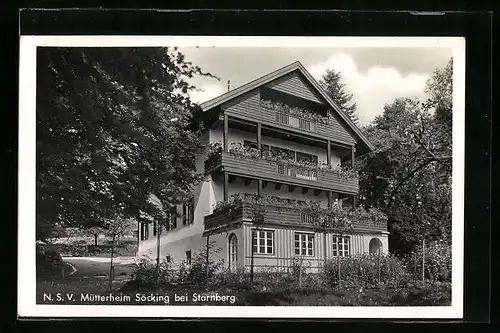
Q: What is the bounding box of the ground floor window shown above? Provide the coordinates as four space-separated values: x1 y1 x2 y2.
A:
169 207 177 230
140 222 149 241
252 229 274 254
332 236 349 257
294 233 314 256
183 199 194 225
229 233 238 271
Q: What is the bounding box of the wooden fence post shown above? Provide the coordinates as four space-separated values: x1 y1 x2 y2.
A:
377 245 381 285
337 252 341 288
206 235 210 284
422 238 426 288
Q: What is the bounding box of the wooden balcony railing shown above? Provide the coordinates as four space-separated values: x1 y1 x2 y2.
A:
205 151 359 194
275 112 317 132
276 164 318 181
204 200 388 233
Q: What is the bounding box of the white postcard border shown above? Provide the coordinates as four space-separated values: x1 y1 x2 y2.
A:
18 35 465 318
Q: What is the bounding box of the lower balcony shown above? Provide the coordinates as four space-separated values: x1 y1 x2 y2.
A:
205 150 359 194
204 194 388 235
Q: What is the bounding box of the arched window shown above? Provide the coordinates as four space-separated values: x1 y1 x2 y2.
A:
228 233 238 271
369 238 382 254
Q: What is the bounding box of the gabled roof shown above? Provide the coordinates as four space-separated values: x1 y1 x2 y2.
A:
199 61 375 153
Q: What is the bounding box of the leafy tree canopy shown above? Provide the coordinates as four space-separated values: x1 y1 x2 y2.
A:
319 69 359 124
357 59 453 255
37 47 217 240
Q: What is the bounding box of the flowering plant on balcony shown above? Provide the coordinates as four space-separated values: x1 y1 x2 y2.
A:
228 143 261 160
260 99 329 125
317 161 358 179
211 193 387 229
206 142 222 161
224 143 358 179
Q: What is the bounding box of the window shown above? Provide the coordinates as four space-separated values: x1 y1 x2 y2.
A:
295 233 314 256
140 222 149 241
271 146 294 159
243 140 258 149
332 236 350 257
228 234 238 271
165 255 172 263
185 250 192 265
297 152 318 164
183 199 194 225
168 207 177 230
252 229 274 254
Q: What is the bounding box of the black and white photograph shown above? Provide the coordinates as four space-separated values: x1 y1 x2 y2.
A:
18 36 465 318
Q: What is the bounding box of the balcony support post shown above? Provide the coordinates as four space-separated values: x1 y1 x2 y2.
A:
327 140 331 166
224 172 229 201
257 179 262 196
351 145 355 168
352 195 357 208
327 191 332 208
223 114 229 152
257 122 262 154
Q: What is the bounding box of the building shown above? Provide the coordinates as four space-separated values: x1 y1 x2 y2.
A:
136 61 389 271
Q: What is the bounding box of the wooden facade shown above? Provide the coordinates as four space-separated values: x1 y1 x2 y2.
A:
222 89 358 147
192 62 387 269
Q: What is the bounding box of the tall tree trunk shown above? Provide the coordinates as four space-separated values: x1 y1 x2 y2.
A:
94 234 98 246
156 223 161 286
206 235 210 285
108 235 116 292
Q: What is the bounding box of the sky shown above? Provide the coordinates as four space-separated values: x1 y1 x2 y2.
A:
179 46 452 126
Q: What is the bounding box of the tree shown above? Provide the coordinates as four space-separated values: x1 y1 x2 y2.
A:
36 47 217 240
356 58 453 255
425 58 453 125
319 69 358 124
103 215 135 291
84 226 104 246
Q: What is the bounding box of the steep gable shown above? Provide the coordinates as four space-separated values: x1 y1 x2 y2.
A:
265 70 325 104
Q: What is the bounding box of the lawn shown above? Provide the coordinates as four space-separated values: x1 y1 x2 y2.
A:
36 275 451 306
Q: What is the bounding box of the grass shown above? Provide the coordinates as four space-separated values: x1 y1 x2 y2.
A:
37 274 451 306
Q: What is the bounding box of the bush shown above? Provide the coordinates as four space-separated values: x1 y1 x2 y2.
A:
36 242 63 270
213 267 250 290
322 253 411 289
131 256 177 288
404 240 451 282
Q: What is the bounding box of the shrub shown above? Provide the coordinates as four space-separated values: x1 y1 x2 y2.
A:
404 239 451 282
36 242 63 269
185 247 224 288
131 256 177 288
213 267 250 290
322 253 411 289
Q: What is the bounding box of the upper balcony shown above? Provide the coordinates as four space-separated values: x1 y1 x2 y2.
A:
221 87 359 148
205 144 359 195
203 194 388 235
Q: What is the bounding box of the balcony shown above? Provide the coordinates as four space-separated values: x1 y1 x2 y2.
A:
275 111 317 133
205 149 359 194
204 194 388 234
222 91 358 147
